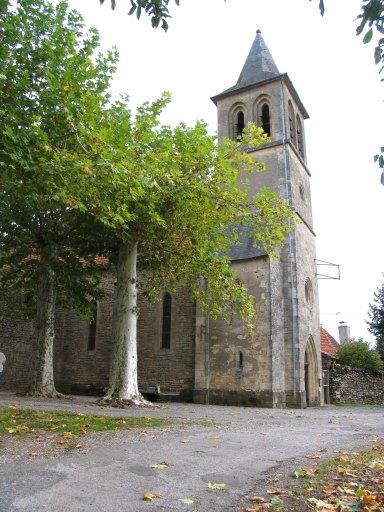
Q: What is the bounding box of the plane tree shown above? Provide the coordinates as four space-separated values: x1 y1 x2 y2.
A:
0 0 117 396
90 95 294 406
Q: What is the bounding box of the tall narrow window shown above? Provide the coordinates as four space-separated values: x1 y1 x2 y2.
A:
88 303 97 351
238 351 244 370
161 293 172 349
288 101 296 145
296 115 304 158
235 111 245 139
260 103 270 136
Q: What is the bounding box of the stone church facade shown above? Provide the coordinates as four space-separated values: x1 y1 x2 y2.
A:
0 31 322 408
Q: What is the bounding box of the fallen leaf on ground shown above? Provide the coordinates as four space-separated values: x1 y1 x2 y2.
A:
179 498 194 505
141 492 164 501
245 506 271 512
292 468 316 478
308 497 335 510
208 482 226 490
151 463 169 469
322 484 337 496
181 438 191 443
249 496 265 502
362 490 378 506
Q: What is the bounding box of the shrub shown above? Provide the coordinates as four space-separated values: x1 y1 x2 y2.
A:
337 338 383 372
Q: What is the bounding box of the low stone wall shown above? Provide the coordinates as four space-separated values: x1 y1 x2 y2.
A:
330 362 384 405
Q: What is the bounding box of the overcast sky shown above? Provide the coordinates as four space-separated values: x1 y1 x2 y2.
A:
69 0 383 344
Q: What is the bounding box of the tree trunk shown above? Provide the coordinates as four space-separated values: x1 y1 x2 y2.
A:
103 242 150 406
28 249 60 397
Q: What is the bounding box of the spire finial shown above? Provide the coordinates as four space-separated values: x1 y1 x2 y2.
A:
256 28 261 34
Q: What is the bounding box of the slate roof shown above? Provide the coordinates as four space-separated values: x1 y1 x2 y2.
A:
210 30 309 119
320 327 339 358
228 234 267 261
212 30 279 99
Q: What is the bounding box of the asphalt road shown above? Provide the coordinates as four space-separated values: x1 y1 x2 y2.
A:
0 393 383 512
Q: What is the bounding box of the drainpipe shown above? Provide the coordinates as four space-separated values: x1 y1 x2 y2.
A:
280 78 298 397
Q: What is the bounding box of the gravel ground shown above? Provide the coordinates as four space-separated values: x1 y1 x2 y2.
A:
0 392 383 512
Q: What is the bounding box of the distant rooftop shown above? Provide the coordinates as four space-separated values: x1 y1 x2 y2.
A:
320 327 339 358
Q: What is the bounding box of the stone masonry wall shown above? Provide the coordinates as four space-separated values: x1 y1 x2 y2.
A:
56 283 196 395
194 257 273 406
1 277 196 396
330 362 384 405
0 316 34 392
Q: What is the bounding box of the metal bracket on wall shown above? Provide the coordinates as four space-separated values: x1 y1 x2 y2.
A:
315 259 340 280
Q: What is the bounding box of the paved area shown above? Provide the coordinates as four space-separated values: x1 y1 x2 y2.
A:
0 393 383 512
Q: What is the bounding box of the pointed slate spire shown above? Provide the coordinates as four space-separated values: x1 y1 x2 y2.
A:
236 29 279 87
211 29 281 103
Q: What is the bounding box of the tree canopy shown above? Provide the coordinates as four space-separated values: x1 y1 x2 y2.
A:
367 279 384 359
337 338 383 372
0 0 117 395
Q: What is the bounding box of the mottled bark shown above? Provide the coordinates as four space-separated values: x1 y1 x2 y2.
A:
102 242 150 406
28 249 60 397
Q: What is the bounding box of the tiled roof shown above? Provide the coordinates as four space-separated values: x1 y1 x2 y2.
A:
320 327 339 358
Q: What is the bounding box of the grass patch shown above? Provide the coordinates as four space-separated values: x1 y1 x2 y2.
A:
0 406 166 440
267 443 384 511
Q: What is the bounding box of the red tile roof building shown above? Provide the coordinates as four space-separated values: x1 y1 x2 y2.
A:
320 327 339 359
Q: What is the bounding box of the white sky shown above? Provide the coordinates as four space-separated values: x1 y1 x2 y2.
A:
69 0 384 344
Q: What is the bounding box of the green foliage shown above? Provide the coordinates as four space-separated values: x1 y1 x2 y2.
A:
89 94 294 331
99 0 179 30
367 279 384 359
337 338 383 372
312 0 384 182
0 0 117 319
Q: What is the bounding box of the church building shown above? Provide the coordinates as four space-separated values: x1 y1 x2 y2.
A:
0 31 322 408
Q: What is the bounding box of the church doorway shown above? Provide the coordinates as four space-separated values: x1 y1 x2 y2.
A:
304 336 319 406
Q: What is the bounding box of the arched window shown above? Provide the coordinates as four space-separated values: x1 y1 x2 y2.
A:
88 303 97 351
296 115 304 158
235 110 245 139
288 101 296 145
260 103 271 136
161 293 172 349
305 278 313 305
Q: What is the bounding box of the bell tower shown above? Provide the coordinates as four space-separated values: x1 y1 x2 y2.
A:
194 30 321 408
